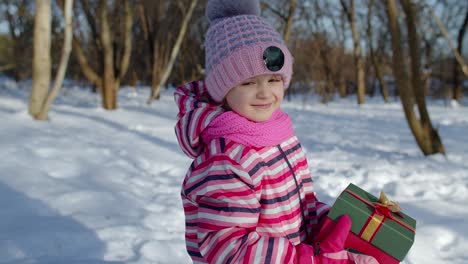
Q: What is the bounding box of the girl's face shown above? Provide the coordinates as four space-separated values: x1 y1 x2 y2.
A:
225 74 284 122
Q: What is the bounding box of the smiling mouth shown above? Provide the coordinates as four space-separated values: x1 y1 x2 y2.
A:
252 103 272 109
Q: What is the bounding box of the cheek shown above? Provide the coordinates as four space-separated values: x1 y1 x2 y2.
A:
274 86 285 101
226 91 247 110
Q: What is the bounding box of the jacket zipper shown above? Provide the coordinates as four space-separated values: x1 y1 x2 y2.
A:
276 145 311 241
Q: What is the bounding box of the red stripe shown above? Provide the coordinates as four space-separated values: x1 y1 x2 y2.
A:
194 109 210 143
194 154 238 170
175 124 190 157
262 171 292 185
259 207 301 225
209 189 254 199
205 229 246 261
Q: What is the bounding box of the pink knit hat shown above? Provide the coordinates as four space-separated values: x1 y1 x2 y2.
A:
205 0 294 102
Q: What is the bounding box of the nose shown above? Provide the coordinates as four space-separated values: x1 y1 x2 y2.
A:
256 82 270 98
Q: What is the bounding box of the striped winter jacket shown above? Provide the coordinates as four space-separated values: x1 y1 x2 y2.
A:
174 81 330 263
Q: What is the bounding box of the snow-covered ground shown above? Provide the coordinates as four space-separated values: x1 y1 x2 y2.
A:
1 78 467 264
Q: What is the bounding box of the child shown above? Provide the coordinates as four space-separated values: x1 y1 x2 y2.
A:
174 0 378 263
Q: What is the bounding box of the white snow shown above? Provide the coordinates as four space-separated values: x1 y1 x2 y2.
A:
1 77 467 264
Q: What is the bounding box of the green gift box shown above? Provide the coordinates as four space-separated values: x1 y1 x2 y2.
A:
326 183 416 263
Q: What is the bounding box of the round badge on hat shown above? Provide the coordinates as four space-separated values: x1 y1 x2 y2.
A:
263 46 285 72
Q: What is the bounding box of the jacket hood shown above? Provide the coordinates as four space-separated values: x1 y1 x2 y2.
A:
174 80 224 158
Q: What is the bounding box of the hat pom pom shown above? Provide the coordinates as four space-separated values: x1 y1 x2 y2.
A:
206 0 261 22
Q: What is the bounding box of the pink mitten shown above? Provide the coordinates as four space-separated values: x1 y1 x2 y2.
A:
319 214 351 253
296 215 379 264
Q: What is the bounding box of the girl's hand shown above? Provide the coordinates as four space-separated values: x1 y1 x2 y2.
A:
296 215 379 264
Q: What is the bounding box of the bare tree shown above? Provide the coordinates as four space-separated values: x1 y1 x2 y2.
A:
30 0 52 118
283 0 297 43
311 2 332 102
424 3 468 78
99 0 116 109
385 0 445 156
147 0 198 104
414 1 468 101
66 0 133 110
341 0 366 104
29 0 74 120
367 0 389 102
453 8 468 101
3 0 34 81
300 1 338 103
32 0 74 120
331 4 349 98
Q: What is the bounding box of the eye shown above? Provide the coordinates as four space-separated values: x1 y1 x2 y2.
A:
269 77 282 83
241 81 255 86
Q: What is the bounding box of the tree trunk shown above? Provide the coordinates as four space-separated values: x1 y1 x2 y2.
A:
36 0 74 120
58 0 132 109
116 0 133 90
367 0 389 103
401 0 445 155
453 9 468 101
283 0 297 44
137 0 155 83
30 0 51 119
338 75 347 98
147 0 198 104
100 0 117 109
337 11 348 98
5 0 28 82
72 38 103 89
58 0 103 91
79 0 102 51
341 0 366 104
385 0 445 156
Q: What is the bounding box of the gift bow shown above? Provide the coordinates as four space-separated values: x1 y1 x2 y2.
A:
374 192 403 218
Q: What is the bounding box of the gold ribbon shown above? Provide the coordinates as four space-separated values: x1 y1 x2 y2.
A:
374 191 403 219
375 192 401 213
360 213 385 241
360 191 402 242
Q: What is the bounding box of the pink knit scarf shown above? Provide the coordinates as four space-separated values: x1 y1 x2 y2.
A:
202 109 295 148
